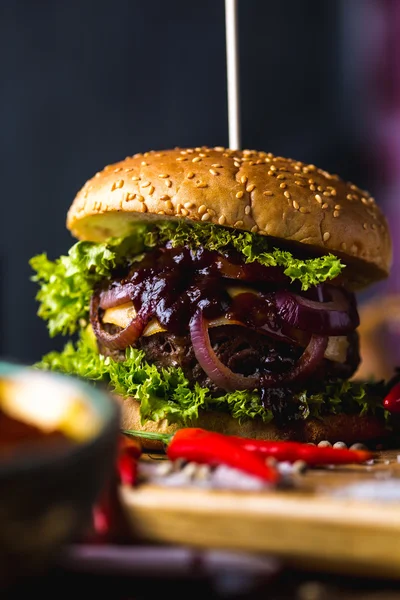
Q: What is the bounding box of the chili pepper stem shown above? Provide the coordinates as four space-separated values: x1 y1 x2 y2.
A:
121 428 173 446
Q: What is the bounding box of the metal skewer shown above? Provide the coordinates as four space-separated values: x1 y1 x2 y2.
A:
225 0 241 150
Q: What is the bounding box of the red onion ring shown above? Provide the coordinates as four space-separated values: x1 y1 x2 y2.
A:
189 311 328 392
99 284 136 310
189 310 260 392
90 292 147 351
260 334 328 387
275 285 359 335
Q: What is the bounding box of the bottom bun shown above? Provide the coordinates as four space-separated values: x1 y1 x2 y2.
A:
117 397 390 452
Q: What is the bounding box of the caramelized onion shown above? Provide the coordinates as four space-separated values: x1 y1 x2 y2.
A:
216 255 288 283
260 334 328 387
90 292 147 351
99 284 136 310
189 310 260 392
275 285 359 335
189 311 328 392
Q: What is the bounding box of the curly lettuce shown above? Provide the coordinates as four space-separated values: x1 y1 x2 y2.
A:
35 328 385 427
30 221 344 338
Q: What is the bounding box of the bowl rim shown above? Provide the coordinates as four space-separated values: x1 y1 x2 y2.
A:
0 360 120 477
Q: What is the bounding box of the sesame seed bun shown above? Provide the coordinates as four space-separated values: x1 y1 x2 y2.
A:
118 397 389 451
67 147 392 289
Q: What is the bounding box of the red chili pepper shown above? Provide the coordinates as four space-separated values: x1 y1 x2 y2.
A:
167 428 280 483
122 428 373 468
122 427 279 483
229 436 373 465
383 381 400 413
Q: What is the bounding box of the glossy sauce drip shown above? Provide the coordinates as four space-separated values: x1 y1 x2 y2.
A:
104 245 290 336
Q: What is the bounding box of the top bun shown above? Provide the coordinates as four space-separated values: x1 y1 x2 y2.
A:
67 147 392 288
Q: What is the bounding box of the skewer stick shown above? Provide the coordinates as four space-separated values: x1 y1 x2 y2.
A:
225 0 241 149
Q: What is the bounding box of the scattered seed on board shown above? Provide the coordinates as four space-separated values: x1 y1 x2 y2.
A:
333 441 347 450
350 443 368 451
292 460 307 474
317 440 332 448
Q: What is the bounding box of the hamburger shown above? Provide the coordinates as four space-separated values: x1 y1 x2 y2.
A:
30 146 394 450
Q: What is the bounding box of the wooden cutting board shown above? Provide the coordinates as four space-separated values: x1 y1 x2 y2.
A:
119 450 400 579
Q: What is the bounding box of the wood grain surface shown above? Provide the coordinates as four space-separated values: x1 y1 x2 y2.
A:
120 450 400 579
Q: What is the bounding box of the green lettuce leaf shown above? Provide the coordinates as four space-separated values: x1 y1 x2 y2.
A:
35 329 386 427
30 221 344 337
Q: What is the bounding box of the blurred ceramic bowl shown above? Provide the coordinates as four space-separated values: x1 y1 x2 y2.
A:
0 360 120 586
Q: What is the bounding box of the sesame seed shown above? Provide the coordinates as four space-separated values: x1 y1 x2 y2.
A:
246 184 256 192
184 201 194 209
293 200 299 210
158 174 169 178
218 215 226 225
148 185 155 195
372 223 377 229
131 176 140 181
186 171 195 179
195 181 208 188
323 232 331 242
208 208 216 216
308 179 315 184
136 194 145 202
299 207 309 213
363 223 368 229
165 180 172 188
351 244 358 253
160 195 171 202
165 200 173 210
192 157 202 163
251 225 258 233
199 153 209 158
124 167 133 172
181 208 189 216
279 183 287 189
295 180 306 186
198 205 207 215
214 146 225 151
157 210 165 215
333 210 340 218
114 167 122 173
126 192 136 201
334 204 341 210
269 165 277 171
322 202 329 209
323 191 330 197
245 205 251 215
211 163 223 168
234 220 244 227
176 203 182 213
361 197 369 205
341 242 347 250
284 191 291 199
234 161 241 168
263 191 273 196
141 161 148 166
240 175 248 184
140 202 148 212
236 191 244 199
141 181 151 188
277 174 285 180
346 194 353 200
309 185 316 191
317 186 324 192
209 169 219 176
176 156 188 162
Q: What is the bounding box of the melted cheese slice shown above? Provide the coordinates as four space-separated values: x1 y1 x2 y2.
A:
102 291 349 363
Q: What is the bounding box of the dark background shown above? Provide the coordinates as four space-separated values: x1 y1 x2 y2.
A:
1 0 398 364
